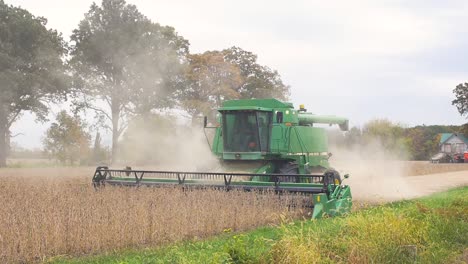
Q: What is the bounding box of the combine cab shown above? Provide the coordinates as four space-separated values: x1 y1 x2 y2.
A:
93 99 352 219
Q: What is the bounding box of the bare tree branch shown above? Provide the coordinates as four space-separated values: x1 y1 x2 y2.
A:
85 103 112 122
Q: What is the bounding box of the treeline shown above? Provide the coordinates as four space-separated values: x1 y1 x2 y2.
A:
330 119 468 160
0 0 290 166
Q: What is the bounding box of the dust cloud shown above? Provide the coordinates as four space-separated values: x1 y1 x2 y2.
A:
329 140 420 202
117 116 220 172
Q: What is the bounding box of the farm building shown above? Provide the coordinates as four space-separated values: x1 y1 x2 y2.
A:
439 133 468 154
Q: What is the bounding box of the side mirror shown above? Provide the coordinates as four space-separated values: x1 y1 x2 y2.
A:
203 116 208 128
339 120 349 131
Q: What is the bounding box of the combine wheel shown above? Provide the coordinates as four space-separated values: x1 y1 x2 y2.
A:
278 162 300 182
324 169 341 185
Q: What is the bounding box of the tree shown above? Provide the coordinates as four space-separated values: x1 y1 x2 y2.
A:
92 131 109 164
181 51 243 121
43 111 91 165
361 119 407 156
0 1 69 167
69 0 189 161
403 126 444 160
452 83 468 118
459 123 468 136
180 47 290 121
223 46 290 100
403 128 425 160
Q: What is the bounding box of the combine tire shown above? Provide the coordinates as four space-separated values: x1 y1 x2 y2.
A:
278 162 300 182
324 169 341 185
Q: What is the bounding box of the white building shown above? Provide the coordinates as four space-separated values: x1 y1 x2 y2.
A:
439 133 468 154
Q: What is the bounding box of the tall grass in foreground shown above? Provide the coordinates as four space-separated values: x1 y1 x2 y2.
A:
271 188 468 264
0 176 306 263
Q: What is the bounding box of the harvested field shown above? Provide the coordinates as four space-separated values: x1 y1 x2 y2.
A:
403 161 468 176
0 172 306 263
333 159 468 202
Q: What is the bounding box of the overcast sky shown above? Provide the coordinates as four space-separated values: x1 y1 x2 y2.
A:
7 0 468 149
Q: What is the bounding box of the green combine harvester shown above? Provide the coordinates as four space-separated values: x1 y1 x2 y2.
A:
93 99 352 219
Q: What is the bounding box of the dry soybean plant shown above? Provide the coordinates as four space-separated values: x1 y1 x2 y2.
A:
0 174 307 263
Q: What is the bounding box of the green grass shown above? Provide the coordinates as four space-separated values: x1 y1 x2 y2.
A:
50 187 468 264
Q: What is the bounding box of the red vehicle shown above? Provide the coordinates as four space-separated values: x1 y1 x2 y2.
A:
453 153 466 163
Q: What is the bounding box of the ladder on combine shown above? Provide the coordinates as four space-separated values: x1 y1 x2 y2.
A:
92 167 352 219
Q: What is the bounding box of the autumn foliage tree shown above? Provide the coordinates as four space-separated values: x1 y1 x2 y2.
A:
181 51 243 121
223 46 290 100
181 47 290 122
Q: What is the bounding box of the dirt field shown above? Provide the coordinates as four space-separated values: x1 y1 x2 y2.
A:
403 161 468 176
407 170 468 196
334 160 468 201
